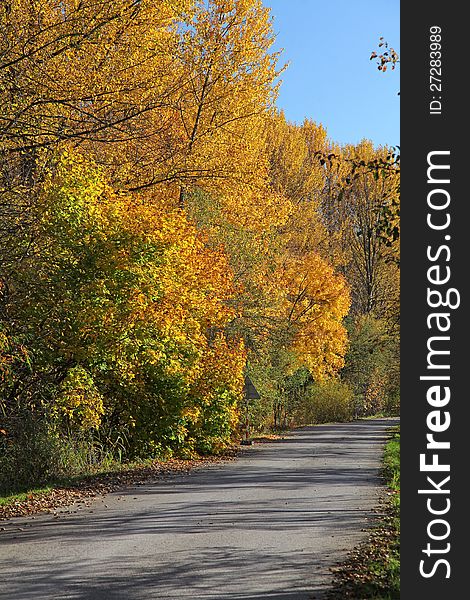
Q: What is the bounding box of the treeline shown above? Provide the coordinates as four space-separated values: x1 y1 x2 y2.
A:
0 0 399 491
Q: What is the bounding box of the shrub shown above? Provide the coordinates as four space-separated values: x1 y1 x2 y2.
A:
295 379 353 424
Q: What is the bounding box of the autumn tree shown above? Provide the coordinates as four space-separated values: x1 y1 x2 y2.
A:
1 0 400 490
1 0 193 346
314 141 400 415
187 112 352 428
1 148 247 488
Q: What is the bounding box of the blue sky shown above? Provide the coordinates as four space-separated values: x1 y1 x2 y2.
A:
263 0 400 148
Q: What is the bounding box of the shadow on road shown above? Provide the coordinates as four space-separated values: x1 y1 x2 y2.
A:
1 551 336 599
0 418 398 600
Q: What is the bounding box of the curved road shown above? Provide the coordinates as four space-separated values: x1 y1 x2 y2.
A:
0 418 397 600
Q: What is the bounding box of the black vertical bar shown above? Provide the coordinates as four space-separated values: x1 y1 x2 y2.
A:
401 2 466 598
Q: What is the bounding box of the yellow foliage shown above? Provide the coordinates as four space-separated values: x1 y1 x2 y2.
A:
274 251 350 379
56 367 104 430
1 0 399 461
36 148 246 436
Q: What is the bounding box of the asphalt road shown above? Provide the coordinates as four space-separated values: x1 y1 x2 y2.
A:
0 418 398 600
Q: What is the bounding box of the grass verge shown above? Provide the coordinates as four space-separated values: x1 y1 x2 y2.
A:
0 448 239 520
0 487 53 507
327 425 400 599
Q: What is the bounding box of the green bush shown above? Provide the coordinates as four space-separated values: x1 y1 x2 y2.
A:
342 315 400 417
295 379 353 424
0 414 62 493
384 388 400 417
0 412 128 494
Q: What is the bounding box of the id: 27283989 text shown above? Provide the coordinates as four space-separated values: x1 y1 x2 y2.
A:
429 25 443 115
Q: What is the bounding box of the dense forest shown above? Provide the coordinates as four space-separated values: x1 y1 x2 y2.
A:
0 0 399 491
